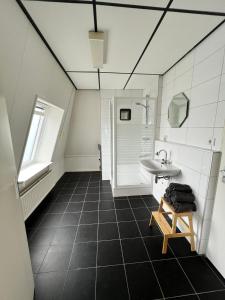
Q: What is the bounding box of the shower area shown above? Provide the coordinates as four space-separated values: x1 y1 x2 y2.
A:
111 95 155 196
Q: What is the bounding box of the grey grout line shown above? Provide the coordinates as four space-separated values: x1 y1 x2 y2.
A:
127 197 165 300
35 180 78 274
94 180 100 300
190 255 225 288
168 244 200 300
27 180 71 241
114 199 131 300
60 175 92 298
196 289 225 296
28 174 225 299
164 292 197 299
32 180 72 274
34 219 152 229
128 198 165 299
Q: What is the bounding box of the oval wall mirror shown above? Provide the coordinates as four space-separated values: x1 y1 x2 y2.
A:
168 92 189 128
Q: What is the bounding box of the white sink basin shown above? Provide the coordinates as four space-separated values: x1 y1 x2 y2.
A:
140 159 180 177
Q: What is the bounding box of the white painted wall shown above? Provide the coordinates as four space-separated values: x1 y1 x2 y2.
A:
65 90 101 171
0 0 75 218
0 96 34 300
154 22 225 255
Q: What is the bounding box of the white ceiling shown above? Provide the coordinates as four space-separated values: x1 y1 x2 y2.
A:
100 73 128 89
22 0 225 90
69 72 99 89
136 12 223 74
97 5 162 72
171 0 225 13
97 0 169 7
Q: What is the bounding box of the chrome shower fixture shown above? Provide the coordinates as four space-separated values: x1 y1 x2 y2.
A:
135 102 149 109
135 95 151 126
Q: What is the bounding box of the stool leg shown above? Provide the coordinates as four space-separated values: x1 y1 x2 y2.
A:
188 214 195 252
159 198 163 212
149 213 153 227
162 235 168 254
172 215 177 234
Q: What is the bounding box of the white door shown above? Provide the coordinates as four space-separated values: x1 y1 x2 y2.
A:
0 95 34 300
207 127 225 277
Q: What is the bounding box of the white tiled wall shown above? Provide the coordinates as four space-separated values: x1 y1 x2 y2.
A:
116 97 155 165
101 98 111 180
155 24 225 254
153 141 221 254
158 23 225 151
100 89 144 181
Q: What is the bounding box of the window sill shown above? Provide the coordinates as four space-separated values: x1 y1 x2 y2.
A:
18 162 53 193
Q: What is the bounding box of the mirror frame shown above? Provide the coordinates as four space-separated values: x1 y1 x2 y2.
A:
168 92 189 128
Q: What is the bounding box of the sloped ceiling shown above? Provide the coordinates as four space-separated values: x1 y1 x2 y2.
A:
20 0 225 90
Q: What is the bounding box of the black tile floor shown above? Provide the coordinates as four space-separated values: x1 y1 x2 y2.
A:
26 172 225 300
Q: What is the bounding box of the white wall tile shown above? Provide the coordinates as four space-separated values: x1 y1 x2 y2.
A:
192 49 224 87
214 101 225 128
195 25 225 64
213 127 224 151
157 24 225 254
223 54 225 74
163 67 176 87
190 76 220 108
186 128 213 149
175 52 194 77
196 195 207 219
173 69 193 94
199 174 209 199
219 74 225 101
176 145 203 172
168 128 187 144
201 151 213 176
188 103 217 128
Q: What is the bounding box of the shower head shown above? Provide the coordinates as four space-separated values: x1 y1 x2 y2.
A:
136 102 150 109
136 102 147 108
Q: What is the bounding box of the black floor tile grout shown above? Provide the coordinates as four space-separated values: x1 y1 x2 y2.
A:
35 255 225 276
200 256 225 288
60 174 92 299
168 243 200 299
114 198 131 300
95 180 100 300
35 179 76 276
27 179 71 242
163 292 197 299
28 219 155 231
196 288 225 296
27 172 225 300
126 196 166 299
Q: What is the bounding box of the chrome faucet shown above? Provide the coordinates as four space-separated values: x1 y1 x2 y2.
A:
156 149 168 164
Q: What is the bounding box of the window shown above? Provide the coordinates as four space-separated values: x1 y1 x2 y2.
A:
21 105 45 166
18 98 64 194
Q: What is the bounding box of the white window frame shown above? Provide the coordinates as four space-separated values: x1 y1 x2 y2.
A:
21 104 45 167
18 97 64 194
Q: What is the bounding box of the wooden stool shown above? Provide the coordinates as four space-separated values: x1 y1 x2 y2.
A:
149 197 195 254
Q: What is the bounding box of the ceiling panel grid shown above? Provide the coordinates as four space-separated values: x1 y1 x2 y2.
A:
21 0 225 89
